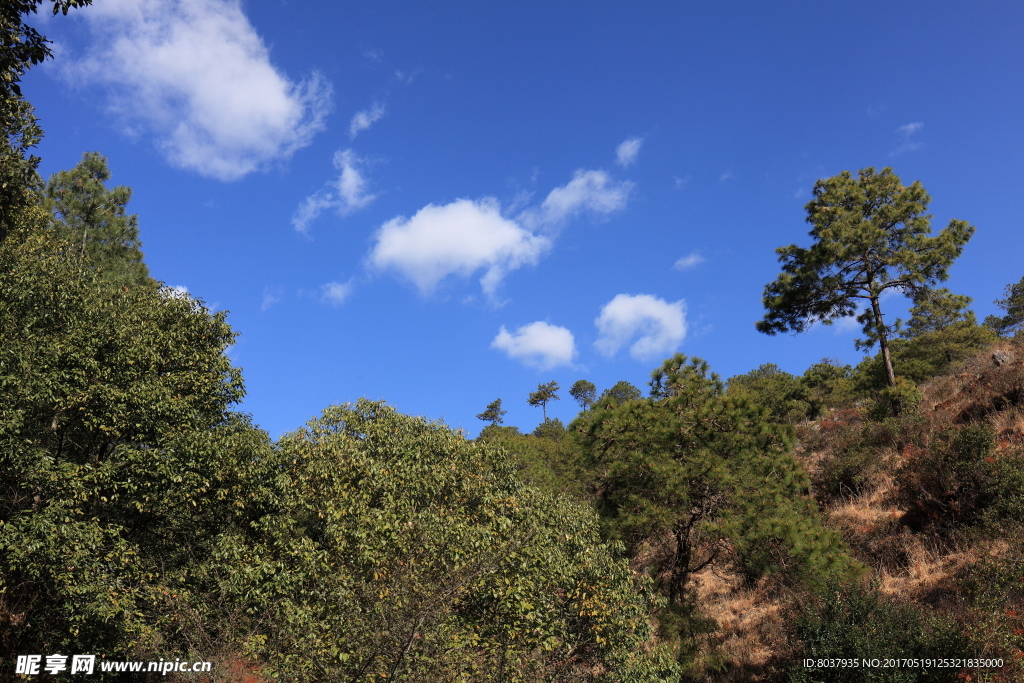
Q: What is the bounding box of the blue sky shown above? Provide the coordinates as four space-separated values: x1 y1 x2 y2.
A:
24 0 1024 438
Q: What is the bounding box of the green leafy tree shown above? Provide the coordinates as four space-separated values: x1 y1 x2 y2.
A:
44 151 151 287
984 275 1024 337
757 167 975 387
259 400 679 682
0 212 271 665
527 380 560 421
569 379 597 410
475 397 506 425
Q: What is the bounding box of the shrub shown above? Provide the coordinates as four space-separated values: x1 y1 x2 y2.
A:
787 580 972 683
896 423 997 530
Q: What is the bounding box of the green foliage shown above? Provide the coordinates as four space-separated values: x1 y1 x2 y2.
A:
0 0 92 241
852 323 998 393
726 362 812 424
528 380 560 421
532 416 566 440
802 358 857 414
257 401 679 682
598 380 642 406
569 379 597 410
899 287 977 338
868 377 924 420
475 397 506 425
579 354 861 608
895 424 998 530
985 275 1024 337
44 151 151 287
480 423 587 500
0 214 269 665
758 166 975 387
787 580 971 683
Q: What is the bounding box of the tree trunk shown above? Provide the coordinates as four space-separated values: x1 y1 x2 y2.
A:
870 295 897 387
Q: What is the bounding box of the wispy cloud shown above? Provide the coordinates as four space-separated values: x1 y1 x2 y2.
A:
594 293 687 361
321 281 353 305
261 287 283 311
349 101 386 139
521 169 632 230
368 198 551 297
64 0 331 180
719 171 734 183
673 175 691 190
615 137 643 168
673 253 705 270
491 321 576 370
892 121 925 156
293 149 377 234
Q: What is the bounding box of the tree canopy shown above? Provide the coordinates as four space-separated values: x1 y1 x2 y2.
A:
569 379 597 410
528 380 560 421
44 151 151 287
475 397 506 425
985 274 1024 337
757 167 975 387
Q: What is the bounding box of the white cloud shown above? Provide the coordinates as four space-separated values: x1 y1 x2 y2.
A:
368 168 630 297
491 322 576 370
673 175 691 189
523 169 632 229
368 198 551 296
673 253 705 270
898 122 923 135
349 102 386 139
615 137 643 167
65 0 331 180
719 171 734 182
594 294 687 361
293 149 377 234
321 281 352 305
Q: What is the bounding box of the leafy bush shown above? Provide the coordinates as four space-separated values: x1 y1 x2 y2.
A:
868 377 924 419
787 581 972 683
819 444 886 499
896 424 997 530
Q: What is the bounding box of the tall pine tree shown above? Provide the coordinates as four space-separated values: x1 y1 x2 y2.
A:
44 151 151 287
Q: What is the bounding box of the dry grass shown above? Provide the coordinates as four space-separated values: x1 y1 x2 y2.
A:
691 567 791 682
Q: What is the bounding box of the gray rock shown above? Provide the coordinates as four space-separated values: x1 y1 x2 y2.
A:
992 349 1015 367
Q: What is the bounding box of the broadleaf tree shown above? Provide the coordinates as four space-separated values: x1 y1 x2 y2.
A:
757 167 975 387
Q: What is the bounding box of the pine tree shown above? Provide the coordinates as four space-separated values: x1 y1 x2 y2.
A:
757 167 975 387
569 380 597 410
44 151 151 287
527 381 560 421
580 354 860 610
476 398 506 425
985 275 1024 337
